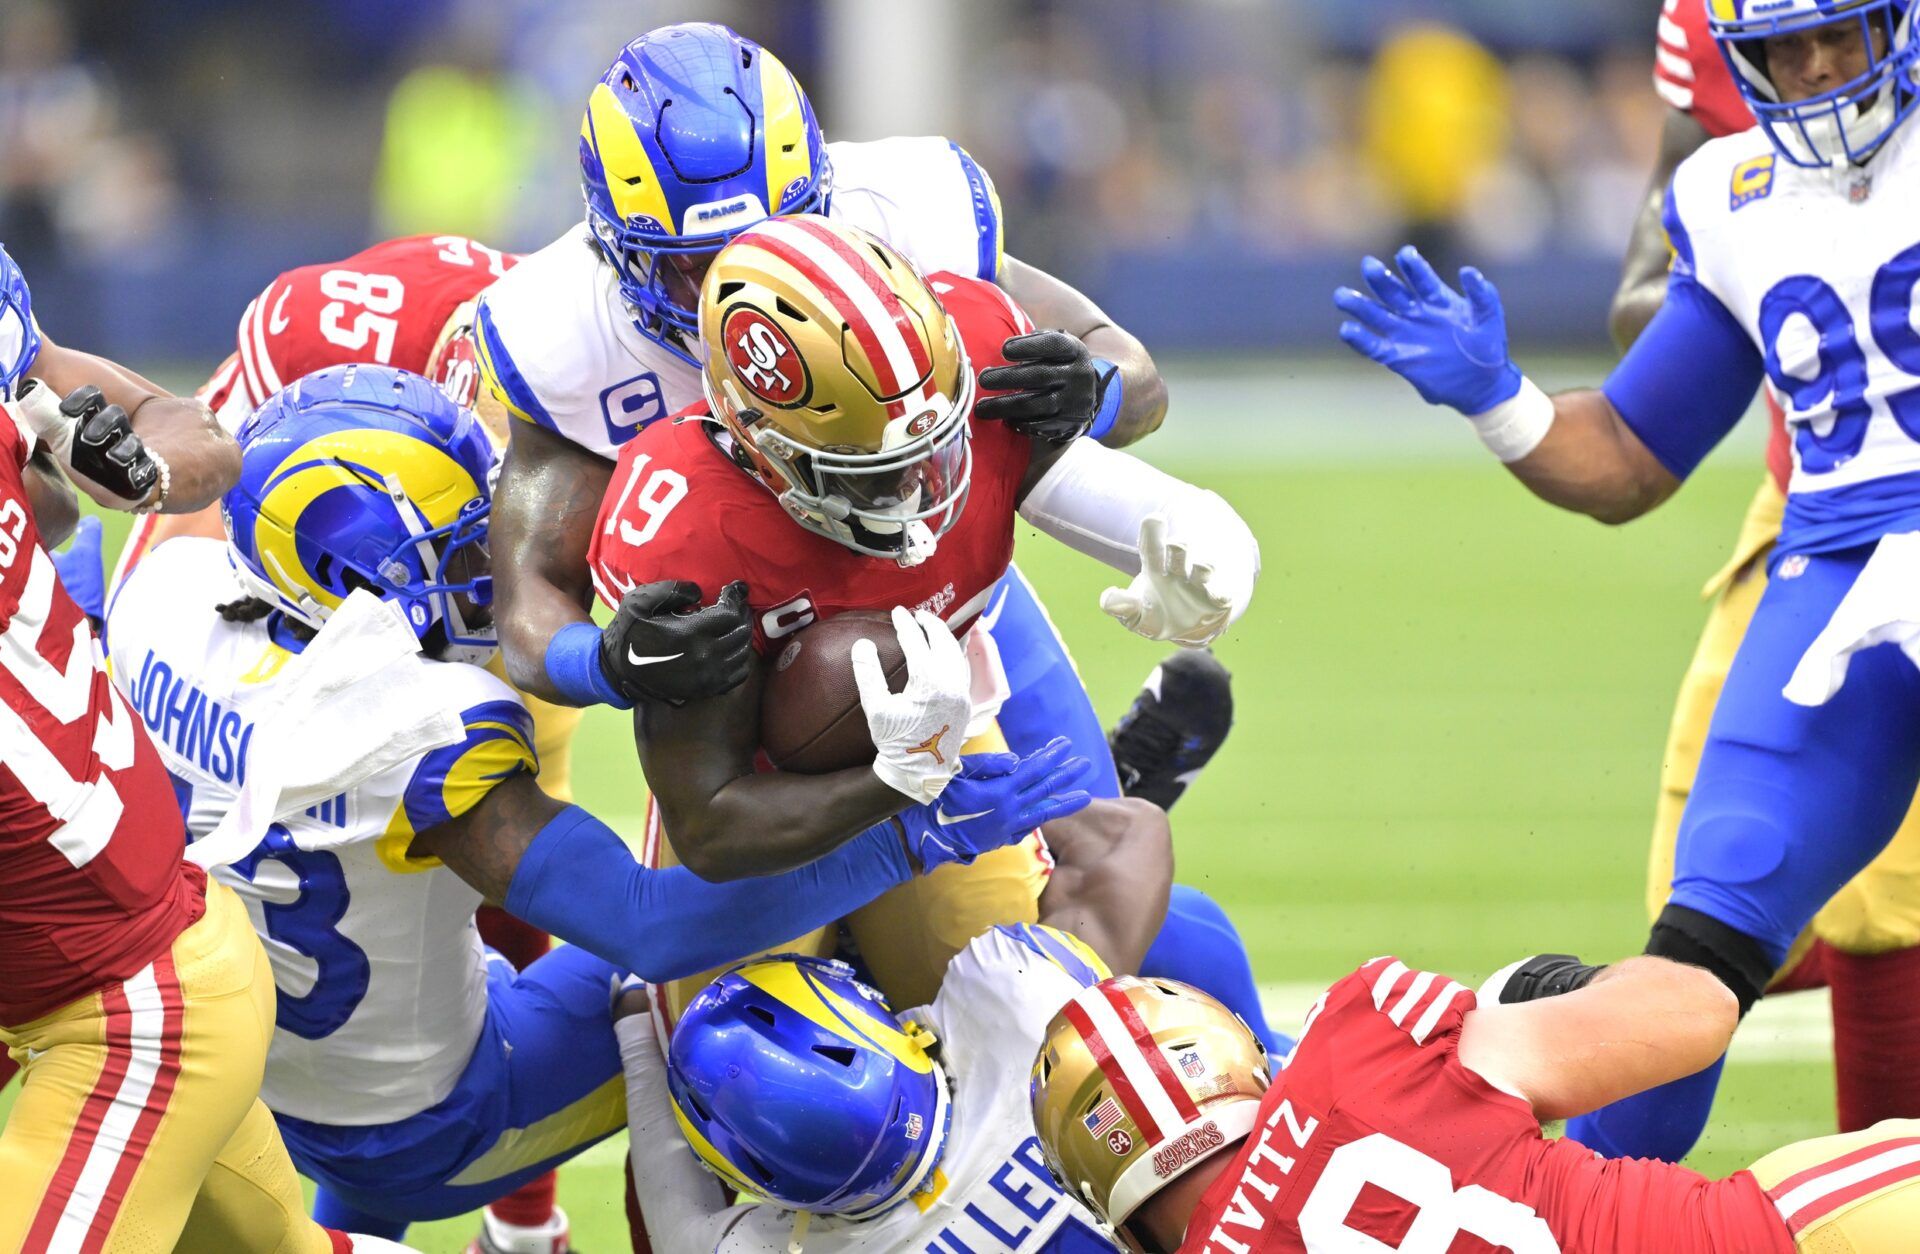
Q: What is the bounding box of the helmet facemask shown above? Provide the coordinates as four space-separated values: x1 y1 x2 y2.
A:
1715 0 1920 169
717 367 975 568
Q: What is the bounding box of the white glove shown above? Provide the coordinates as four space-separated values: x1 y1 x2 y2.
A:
1100 515 1247 647
852 607 972 804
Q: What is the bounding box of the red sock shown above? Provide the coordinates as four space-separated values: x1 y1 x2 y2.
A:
0 1050 18 1091
1770 939 1832 995
488 1170 558 1230
1827 945 1920 1132
625 1157 654 1254
477 906 552 972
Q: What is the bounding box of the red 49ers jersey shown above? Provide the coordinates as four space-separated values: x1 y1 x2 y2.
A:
1182 958 1792 1254
588 272 1035 651
210 234 519 418
0 409 204 1025
1654 0 1753 141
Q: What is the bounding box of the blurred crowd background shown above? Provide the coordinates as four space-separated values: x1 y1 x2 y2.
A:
2 0 1668 362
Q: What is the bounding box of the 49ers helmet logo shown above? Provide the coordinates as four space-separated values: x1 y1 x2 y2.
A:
723 305 809 407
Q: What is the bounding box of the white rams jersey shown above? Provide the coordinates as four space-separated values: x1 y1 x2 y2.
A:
475 136 1005 460
1669 120 1920 498
692 927 1118 1253
105 538 538 1126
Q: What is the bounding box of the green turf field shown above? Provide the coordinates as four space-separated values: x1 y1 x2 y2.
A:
0 362 1836 1250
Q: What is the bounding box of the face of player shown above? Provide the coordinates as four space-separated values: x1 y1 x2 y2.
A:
1762 16 1887 103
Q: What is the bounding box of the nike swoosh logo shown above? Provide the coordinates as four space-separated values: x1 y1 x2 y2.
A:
626 649 685 667
937 808 992 826
268 286 292 334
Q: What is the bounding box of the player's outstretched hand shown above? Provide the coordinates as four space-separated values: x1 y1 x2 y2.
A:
599 579 753 707
1334 246 1522 416
976 331 1109 443
896 737 1094 871
853 607 973 804
50 515 105 627
17 382 162 510
1101 515 1241 647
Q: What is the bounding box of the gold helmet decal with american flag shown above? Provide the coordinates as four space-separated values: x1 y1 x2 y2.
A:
1031 976 1270 1251
697 214 973 567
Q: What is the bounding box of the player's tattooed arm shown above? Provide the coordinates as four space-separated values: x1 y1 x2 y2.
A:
1457 956 1737 1122
491 417 616 703
1036 797 1173 974
407 771 568 905
998 257 1168 448
28 331 238 512
634 657 911 881
1609 109 1711 353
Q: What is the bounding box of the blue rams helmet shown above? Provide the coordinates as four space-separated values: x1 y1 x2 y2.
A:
0 244 42 401
666 956 951 1218
1709 0 1919 168
222 363 497 663
579 22 831 366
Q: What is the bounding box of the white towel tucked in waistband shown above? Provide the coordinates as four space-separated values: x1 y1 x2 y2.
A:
186 589 465 868
1785 531 1920 707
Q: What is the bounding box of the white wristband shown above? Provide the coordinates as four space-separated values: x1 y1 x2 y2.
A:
1468 376 1555 463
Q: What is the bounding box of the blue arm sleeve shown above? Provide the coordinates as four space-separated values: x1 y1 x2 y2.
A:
1600 179 1766 482
504 805 913 982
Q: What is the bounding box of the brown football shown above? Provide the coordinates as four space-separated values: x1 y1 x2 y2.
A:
760 610 906 773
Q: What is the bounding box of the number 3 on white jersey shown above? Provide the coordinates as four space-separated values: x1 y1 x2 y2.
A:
0 544 136 869
1297 1135 1559 1252
318 269 405 363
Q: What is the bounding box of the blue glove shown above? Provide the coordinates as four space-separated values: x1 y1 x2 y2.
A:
1334 246 1521 415
51 515 105 626
900 736 1095 871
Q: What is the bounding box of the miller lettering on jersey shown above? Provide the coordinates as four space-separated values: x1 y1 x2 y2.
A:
923 1139 1068 1254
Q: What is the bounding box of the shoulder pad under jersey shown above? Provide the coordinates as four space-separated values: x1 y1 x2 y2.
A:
828 137 1005 283
475 223 703 460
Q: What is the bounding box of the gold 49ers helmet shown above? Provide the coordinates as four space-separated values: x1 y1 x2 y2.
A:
697 214 973 567
1031 976 1269 1251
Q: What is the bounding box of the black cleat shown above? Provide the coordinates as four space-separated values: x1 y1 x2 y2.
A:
1108 650 1233 811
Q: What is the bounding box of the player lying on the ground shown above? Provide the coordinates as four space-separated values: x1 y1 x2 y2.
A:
1034 954 1920 1252
615 795 1177 1252
0 251 412 1254
1334 0 1920 1164
101 361 1092 1242
587 214 1258 1015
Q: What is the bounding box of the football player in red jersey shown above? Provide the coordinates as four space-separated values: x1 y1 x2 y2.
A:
1033 957 1920 1252
0 247 411 1254
1594 0 1920 1159
588 215 1258 1018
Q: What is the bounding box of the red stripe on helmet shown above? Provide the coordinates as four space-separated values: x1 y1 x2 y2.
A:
1060 995 1164 1142
785 218 934 384
1103 983 1204 1124
732 229 914 399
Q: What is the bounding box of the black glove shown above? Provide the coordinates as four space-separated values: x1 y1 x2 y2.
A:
975 331 1111 443
600 579 753 706
1479 954 1604 1005
59 386 158 505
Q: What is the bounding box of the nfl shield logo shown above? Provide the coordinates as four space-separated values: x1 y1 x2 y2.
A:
905 1113 924 1141
1180 1050 1207 1079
